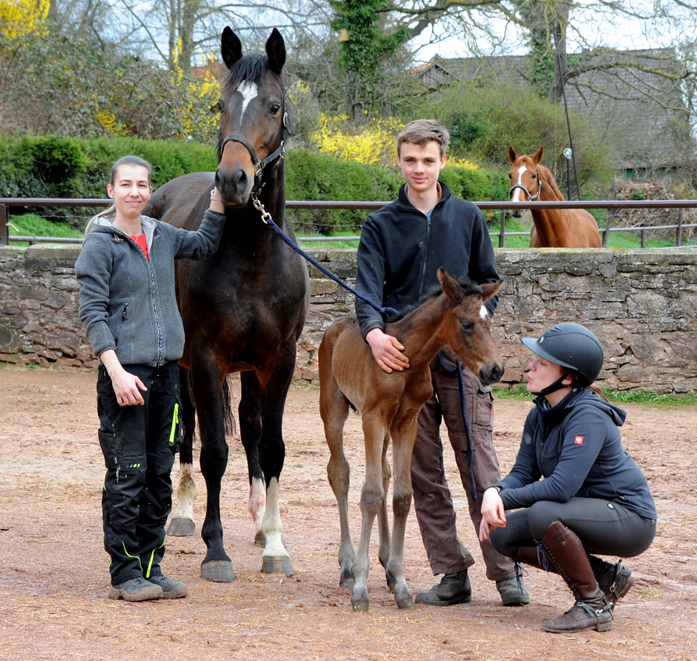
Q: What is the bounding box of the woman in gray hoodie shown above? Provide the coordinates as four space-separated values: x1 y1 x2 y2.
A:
479 323 656 634
75 155 226 601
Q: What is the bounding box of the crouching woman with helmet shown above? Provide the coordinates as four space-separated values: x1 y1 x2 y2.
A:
479 323 656 634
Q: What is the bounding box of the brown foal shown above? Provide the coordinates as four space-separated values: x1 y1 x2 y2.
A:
508 146 602 248
318 269 504 612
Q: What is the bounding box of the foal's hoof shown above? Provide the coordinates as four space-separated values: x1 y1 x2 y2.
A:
201 560 236 582
395 590 414 610
351 595 370 612
340 567 355 591
254 530 266 547
167 517 195 537
262 555 294 576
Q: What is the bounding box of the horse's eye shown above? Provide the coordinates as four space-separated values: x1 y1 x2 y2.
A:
461 319 474 333
508 173 512 178
216 100 224 113
269 102 281 115
531 174 536 178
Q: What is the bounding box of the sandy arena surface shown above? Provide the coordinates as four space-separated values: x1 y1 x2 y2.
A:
1 365 695 660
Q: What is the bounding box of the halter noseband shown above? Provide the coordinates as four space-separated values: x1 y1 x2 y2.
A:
220 110 291 192
509 167 543 201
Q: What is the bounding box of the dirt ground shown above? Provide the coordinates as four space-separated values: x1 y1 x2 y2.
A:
1 365 696 661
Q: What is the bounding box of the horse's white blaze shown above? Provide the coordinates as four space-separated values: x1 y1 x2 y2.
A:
237 81 258 117
261 477 289 558
249 476 266 532
512 165 527 201
172 463 197 522
480 304 488 320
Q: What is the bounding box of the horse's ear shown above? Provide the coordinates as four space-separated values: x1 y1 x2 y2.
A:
266 28 286 75
221 27 243 70
508 146 517 163
480 280 504 302
532 146 544 164
438 268 464 305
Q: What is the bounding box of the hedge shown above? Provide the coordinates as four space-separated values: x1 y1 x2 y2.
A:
0 136 508 233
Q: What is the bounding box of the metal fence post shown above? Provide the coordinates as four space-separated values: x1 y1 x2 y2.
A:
0 204 7 246
677 209 683 247
499 210 506 248
603 215 610 247
641 229 646 248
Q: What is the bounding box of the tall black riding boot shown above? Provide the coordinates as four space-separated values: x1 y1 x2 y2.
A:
536 521 613 634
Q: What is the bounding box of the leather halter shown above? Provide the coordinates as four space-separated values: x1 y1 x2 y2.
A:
220 110 291 192
509 167 543 201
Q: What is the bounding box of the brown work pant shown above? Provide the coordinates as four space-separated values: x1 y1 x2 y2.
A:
411 352 515 582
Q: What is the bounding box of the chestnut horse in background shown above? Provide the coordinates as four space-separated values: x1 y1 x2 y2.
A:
318 270 504 612
508 146 602 248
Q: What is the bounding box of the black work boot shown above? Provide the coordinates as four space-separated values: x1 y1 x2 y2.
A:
415 570 472 606
587 556 633 607
496 574 531 606
108 576 163 602
148 573 188 599
536 522 613 634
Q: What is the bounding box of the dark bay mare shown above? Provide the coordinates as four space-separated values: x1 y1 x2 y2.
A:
318 270 504 611
508 146 602 248
144 27 309 582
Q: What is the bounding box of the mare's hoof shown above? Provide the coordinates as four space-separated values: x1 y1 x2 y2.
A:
201 560 236 582
254 530 266 547
262 555 294 576
340 567 355 591
385 569 396 592
167 517 195 537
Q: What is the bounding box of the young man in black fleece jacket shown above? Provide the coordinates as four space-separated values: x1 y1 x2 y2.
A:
354 119 529 607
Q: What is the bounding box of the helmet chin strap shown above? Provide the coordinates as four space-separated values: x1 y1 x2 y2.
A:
536 369 573 398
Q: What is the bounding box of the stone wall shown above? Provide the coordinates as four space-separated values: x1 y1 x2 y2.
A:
2 245 696 393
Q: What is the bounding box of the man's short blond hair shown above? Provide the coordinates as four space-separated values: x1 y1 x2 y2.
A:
397 119 450 158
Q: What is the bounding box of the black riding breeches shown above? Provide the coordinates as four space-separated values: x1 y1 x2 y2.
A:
490 497 656 560
96 361 183 585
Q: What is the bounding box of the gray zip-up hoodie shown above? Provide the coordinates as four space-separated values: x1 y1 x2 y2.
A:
75 210 225 367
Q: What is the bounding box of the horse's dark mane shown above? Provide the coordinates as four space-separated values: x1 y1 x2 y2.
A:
387 276 483 324
224 53 270 92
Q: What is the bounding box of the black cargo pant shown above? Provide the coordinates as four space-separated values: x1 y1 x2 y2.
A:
411 352 516 582
96 361 183 586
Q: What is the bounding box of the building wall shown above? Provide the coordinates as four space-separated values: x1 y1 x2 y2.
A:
1 245 696 393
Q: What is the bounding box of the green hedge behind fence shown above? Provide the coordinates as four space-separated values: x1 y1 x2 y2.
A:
0 136 509 233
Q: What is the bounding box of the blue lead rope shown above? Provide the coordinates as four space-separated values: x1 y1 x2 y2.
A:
437 351 477 502
260 212 398 318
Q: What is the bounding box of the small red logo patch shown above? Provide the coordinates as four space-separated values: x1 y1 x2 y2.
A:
574 436 584 445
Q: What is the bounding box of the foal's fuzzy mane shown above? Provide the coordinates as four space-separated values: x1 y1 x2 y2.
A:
387 276 483 325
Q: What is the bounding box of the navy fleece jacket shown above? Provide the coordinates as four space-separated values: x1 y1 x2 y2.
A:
493 388 657 520
355 182 500 340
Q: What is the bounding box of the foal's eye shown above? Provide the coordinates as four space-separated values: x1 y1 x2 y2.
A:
269 102 282 115
215 100 224 113
461 319 475 332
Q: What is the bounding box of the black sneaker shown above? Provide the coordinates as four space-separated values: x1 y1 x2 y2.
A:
108 577 163 602
415 570 472 606
148 573 188 599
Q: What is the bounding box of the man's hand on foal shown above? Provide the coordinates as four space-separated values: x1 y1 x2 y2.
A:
366 328 410 374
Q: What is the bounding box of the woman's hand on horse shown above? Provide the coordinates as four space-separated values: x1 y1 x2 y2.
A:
209 187 225 214
478 487 506 542
366 328 410 374
100 349 148 406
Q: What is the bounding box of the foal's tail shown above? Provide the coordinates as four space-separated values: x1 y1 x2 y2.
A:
222 376 237 437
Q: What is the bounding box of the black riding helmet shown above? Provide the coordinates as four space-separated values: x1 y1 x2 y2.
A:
522 323 604 395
